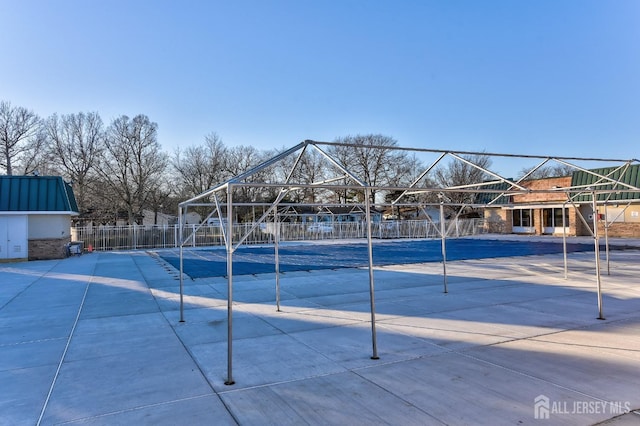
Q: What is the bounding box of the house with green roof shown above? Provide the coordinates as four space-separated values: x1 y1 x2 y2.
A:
0 175 79 260
482 165 640 237
569 164 640 237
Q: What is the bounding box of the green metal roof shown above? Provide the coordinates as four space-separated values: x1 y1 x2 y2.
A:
0 176 79 213
474 181 513 205
570 164 640 202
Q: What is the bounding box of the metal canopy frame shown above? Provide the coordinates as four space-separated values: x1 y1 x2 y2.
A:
177 140 640 385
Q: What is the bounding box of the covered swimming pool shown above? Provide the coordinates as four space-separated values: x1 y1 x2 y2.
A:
159 238 628 279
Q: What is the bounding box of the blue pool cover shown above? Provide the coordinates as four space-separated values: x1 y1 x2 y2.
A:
159 238 628 279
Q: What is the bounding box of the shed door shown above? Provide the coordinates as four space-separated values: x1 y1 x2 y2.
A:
0 216 28 259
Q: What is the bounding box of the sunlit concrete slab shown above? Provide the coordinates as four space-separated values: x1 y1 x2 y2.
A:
152 288 228 312
526 319 640 362
237 305 364 334
465 338 640 417
218 371 436 425
356 351 619 425
0 237 639 425
79 287 159 319
172 310 284 347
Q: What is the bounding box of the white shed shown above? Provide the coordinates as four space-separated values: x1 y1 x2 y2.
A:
0 176 79 261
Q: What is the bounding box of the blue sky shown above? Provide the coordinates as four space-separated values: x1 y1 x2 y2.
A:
1 0 638 176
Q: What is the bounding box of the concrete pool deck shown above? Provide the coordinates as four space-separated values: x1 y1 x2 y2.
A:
1 236 640 425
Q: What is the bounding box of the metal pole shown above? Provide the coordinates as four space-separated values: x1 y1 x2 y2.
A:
604 203 610 275
275 209 281 312
364 188 379 360
225 187 235 385
178 208 185 323
440 201 448 293
562 203 568 279
592 192 604 320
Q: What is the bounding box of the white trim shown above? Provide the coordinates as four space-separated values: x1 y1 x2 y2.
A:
501 204 572 210
0 211 78 216
512 226 535 234
544 226 570 234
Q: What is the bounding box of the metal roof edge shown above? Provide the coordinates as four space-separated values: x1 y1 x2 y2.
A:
0 211 78 215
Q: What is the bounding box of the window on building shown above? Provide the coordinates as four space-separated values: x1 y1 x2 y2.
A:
512 209 532 227
542 208 569 227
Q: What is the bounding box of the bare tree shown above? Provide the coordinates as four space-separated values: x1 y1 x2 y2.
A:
44 112 105 213
329 134 407 204
225 145 271 221
384 153 429 218
99 115 168 224
172 132 228 197
146 176 174 225
225 145 264 185
434 153 492 215
273 146 329 203
18 129 53 176
518 164 575 180
0 101 42 175
324 141 355 204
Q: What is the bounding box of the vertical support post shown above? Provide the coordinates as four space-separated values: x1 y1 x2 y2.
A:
439 197 448 293
592 193 604 320
604 203 610 275
275 209 281 312
562 203 568 279
364 187 379 360
225 187 236 385
178 207 185 323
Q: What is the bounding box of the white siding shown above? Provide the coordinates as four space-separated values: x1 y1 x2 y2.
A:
0 216 28 259
28 215 71 239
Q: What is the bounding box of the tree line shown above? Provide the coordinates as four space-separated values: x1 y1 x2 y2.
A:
1 100 570 225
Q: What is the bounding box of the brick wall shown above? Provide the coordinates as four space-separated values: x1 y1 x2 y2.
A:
513 177 571 204
599 222 640 238
28 236 70 260
483 208 511 233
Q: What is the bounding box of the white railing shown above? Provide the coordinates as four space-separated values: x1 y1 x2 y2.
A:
71 219 486 251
